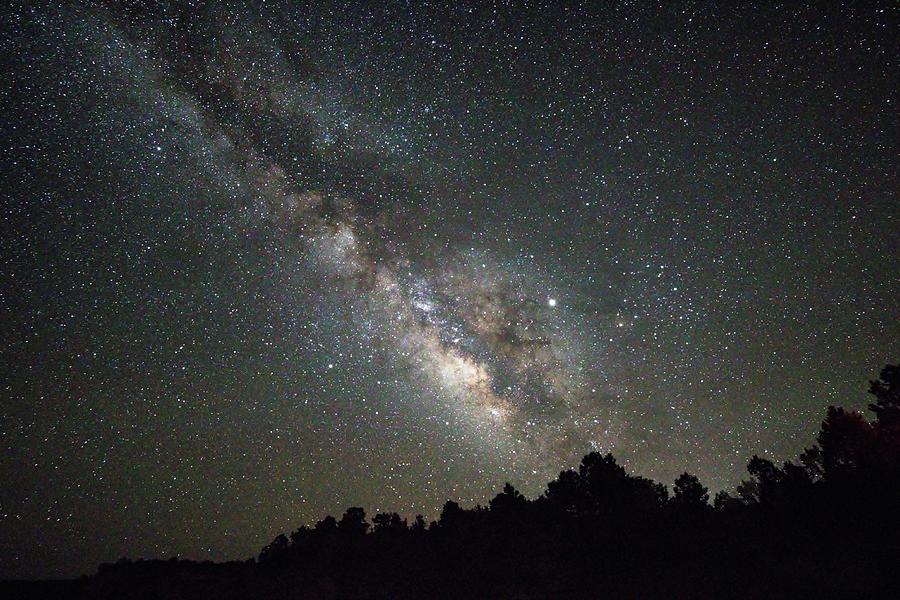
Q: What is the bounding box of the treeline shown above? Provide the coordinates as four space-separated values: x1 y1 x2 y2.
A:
67 364 900 598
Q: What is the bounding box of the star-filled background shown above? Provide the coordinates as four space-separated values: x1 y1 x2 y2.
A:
1 0 897 580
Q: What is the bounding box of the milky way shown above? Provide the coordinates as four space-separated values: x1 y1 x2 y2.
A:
91 1 620 463
1 0 897 578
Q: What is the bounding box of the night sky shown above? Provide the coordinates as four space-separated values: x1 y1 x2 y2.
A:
1 0 897 579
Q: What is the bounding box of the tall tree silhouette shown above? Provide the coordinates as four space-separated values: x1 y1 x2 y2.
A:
869 363 900 428
817 406 872 478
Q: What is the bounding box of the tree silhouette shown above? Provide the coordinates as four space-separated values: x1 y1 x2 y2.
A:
713 489 740 510
817 406 872 478
315 514 337 532
489 483 528 514
798 445 823 481
258 533 288 563
81 362 900 600
438 500 464 528
869 363 900 427
575 451 668 517
371 512 407 534
411 514 427 532
337 506 368 537
671 472 709 509
545 467 582 514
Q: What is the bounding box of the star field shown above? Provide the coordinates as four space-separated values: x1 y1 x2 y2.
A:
1 0 897 579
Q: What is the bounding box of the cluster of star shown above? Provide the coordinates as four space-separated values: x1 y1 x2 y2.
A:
1 0 896 581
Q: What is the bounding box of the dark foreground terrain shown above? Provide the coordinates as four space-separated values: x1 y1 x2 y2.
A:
4 364 899 599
